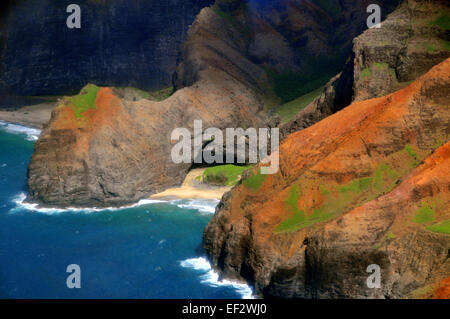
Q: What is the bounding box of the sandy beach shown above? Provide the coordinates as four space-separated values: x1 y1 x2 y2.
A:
0 102 56 129
150 168 233 200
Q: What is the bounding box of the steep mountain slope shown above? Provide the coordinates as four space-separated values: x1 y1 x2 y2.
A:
203 58 450 298
26 0 399 207
175 0 398 103
0 0 214 97
281 0 450 138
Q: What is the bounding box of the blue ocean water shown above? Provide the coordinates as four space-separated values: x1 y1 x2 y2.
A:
0 121 252 299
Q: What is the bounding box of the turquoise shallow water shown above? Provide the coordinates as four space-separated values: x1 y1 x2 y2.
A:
0 122 252 299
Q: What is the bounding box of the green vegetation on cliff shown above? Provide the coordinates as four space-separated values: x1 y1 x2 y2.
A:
148 87 174 101
387 231 396 240
203 164 248 186
276 185 307 233
427 220 450 234
269 70 332 103
275 146 427 234
276 183 337 233
243 169 267 192
275 86 324 123
361 63 397 85
361 68 372 81
405 144 419 166
413 202 435 224
69 84 100 118
266 54 345 103
430 14 450 30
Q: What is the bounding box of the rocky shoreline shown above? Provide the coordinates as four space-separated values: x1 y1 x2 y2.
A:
203 58 450 299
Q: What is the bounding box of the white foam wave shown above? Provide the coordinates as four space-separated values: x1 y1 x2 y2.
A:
180 257 212 271
175 199 219 214
11 192 168 214
180 257 255 299
0 120 41 141
12 193 219 215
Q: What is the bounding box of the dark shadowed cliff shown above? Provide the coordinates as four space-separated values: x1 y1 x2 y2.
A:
0 0 214 97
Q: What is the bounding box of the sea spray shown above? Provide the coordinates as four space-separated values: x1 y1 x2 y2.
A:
175 199 219 214
180 257 255 299
12 192 218 215
0 121 41 141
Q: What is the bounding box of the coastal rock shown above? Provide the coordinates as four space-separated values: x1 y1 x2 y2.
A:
203 58 450 298
27 76 266 207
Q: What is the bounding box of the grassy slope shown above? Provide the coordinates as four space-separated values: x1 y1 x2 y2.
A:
427 220 450 234
69 84 100 119
203 164 249 186
243 168 267 192
274 143 443 233
275 86 324 123
147 87 174 101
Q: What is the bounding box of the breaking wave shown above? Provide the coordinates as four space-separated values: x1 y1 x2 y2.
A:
0 121 41 141
175 199 219 214
180 257 254 299
11 193 219 215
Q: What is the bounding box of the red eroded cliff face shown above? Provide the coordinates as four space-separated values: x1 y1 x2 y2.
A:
203 58 450 298
281 0 450 139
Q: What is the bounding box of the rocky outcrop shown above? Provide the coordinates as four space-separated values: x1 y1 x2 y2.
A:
0 0 213 96
203 59 450 298
353 0 450 101
281 0 450 138
27 77 266 207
